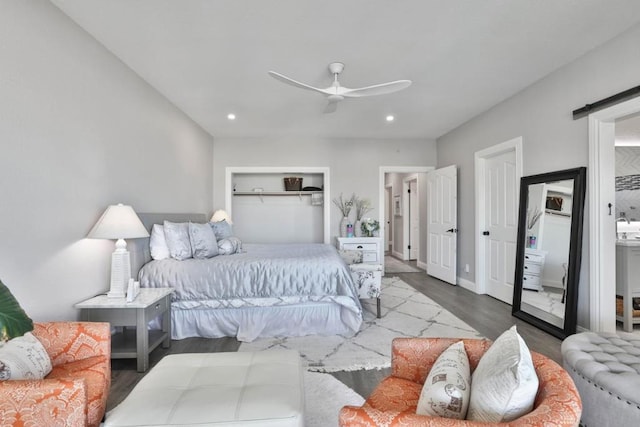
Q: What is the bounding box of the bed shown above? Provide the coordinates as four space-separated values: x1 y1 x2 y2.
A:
130 213 363 342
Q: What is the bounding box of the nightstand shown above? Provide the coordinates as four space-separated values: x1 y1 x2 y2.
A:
75 287 173 372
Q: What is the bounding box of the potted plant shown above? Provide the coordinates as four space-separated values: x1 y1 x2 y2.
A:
354 197 373 237
361 218 380 237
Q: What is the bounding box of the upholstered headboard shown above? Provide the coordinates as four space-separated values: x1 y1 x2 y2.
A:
130 212 207 278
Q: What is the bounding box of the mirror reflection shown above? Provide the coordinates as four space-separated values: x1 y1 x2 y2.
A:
521 179 574 329
513 167 585 339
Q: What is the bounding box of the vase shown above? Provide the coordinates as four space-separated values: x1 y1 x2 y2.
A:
340 217 349 237
354 220 362 237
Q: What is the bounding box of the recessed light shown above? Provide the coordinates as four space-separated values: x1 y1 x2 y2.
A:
386 115 395 122
227 113 236 120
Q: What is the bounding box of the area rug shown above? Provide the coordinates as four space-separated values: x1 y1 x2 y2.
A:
385 255 422 273
305 371 364 427
239 277 483 372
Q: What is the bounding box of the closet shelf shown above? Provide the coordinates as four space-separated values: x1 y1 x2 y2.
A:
233 191 323 196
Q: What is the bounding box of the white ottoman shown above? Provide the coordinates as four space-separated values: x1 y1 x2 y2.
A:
105 350 304 427
561 332 640 427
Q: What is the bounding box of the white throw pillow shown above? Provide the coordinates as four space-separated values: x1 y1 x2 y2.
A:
188 222 219 259
467 325 539 422
149 224 170 260
163 221 192 260
416 341 470 419
0 332 52 380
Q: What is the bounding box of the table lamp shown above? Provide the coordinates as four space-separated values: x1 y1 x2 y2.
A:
87 204 149 298
210 209 232 224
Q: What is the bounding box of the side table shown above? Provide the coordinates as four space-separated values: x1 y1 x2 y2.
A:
75 287 173 372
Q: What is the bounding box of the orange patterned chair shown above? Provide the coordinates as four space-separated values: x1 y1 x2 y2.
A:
339 337 581 426
0 321 111 427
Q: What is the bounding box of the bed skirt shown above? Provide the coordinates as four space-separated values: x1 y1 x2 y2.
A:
162 301 361 342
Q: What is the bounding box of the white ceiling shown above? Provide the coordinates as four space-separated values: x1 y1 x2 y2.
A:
51 0 640 140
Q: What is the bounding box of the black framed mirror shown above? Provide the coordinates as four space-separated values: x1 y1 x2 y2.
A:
512 167 586 339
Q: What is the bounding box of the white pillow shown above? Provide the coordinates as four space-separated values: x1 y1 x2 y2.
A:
149 224 170 260
188 222 218 259
467 325 539 422
163 221 192 260
416 341 470 419
0 332 52 380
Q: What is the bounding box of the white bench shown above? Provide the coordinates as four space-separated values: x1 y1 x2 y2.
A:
105 350 304 427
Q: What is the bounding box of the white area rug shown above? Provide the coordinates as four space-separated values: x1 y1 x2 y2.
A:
384 255 421 273
305 371 364 427
239 277 483 372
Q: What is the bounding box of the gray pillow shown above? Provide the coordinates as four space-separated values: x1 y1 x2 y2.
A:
163 221 192 260
217 237 243 255
188 222 218 259
209 220 233 240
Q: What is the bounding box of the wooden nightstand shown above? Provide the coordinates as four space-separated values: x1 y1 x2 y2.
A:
75 287 173 372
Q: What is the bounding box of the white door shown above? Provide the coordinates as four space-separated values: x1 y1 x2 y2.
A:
483 151 518 303
385 186 392 251
427 165 457 284
409 179 419 259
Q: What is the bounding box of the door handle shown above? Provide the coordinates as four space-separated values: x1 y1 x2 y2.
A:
446 228 458 233
482 231 490 236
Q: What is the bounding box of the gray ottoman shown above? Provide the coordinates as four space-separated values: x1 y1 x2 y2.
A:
561 332 640 427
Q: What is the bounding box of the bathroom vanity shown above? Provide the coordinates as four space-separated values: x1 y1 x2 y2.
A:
615 239 640 331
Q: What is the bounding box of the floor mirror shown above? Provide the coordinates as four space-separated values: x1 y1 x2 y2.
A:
512 167 586 339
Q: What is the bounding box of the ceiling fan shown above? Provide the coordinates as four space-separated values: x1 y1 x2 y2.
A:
268 62 412 113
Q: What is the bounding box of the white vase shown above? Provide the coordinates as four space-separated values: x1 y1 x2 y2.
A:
340 217 349 237
354 220 362 237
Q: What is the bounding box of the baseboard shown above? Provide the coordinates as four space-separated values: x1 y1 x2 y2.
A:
457 277 479 293
416 260 427 270
391 250 404 259
576 325 589 333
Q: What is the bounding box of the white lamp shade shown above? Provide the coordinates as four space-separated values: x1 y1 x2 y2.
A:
87 204 149 239
210 209 233 224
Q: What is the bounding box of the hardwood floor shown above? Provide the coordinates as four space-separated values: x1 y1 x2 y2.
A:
107 267 563 411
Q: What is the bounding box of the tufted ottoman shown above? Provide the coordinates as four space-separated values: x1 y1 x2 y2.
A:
561 332 640 427
105 350 304 427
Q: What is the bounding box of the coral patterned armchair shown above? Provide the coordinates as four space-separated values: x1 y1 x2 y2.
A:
339 337 581 426
0 322 111 427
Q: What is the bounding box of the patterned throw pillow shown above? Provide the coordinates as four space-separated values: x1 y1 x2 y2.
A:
0 279 33 342
416 341 470 419
163 221 193 260
467 325 539 422
217 237 243 255
0 332 52 380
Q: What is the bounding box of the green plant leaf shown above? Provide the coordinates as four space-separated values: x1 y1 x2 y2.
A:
0 279 33 341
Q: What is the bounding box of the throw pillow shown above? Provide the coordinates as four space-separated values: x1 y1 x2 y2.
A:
188 222 219 259
209 220 233 240
149 224 170 260
0 279 33 342
467 325 539 422
0 332 52 380
163 221 193 260
338 250 363 265
416 341 470 419
217 237 243 255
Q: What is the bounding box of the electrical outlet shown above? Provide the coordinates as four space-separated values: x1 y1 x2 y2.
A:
464 264 470 273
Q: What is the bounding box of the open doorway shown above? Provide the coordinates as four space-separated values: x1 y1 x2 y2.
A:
589 96 640 333
379 166 432 275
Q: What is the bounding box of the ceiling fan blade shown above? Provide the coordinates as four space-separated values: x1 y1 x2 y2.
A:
268 71 331 95
342 80 412 98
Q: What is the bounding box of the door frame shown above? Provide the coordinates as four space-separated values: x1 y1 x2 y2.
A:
402 174 419 260
385 184 393 252
379 166 434 275
588 96 640 332
474 137 523 295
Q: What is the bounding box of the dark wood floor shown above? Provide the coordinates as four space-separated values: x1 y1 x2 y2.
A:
107 266 563 411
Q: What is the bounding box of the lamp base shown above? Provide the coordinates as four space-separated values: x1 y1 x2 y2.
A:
108 240 131 298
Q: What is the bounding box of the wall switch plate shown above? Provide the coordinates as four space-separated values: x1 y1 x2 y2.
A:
464 264 470 273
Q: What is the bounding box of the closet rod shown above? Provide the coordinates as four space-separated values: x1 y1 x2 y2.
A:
573 84 640 119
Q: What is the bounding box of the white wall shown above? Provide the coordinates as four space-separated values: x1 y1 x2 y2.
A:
0 2 213 320
437 23 640 328
213 137 437 246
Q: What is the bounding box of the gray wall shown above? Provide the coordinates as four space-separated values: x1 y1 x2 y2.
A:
212 137 437 245
437 23 640 328
0 2 213 321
